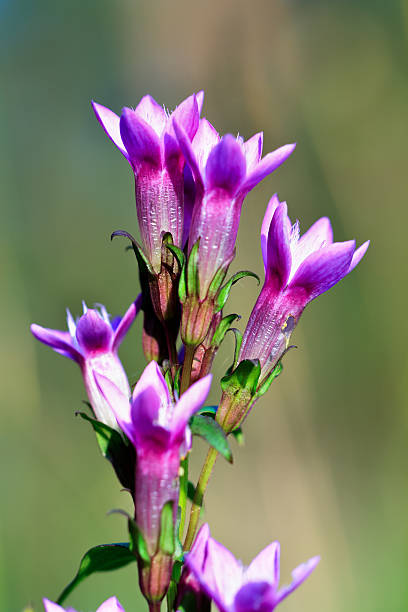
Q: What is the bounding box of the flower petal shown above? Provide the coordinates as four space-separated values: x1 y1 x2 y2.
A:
242 132 263 174
91 101 129 160
290 240 356 300
205 135 247 196
261 194 281 271
172 374 212 441
96 596 126 612
134 94 167 136
94 372 133 442
290 216 334 280
43 599 66 612
119 108 161 168
170 93 200 141
266 202 292 289
112 295 142 352
245 541 280 587
192 118 220 172
196 90 205 114
76 310 113 353
30 324 82 363
239 143 296 196
173 119 204 190
349 239 369 272
132 361 170 405
275 556 320 605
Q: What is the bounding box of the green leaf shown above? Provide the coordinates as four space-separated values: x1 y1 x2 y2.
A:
111 230 153 274
159 501 176 556
231 427 245 446
77 412 135 493
128 516 151 566
207 260 229 298
186 239 200 297
211 313 240 348
254 361 283 399
189 414 233 463
166 243 186 269
178 258 187 303
220 359 261 396
196 405 217 418
56 543 136 605
215 270 260 312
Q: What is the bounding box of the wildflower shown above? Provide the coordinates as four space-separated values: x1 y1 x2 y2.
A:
185 524 319 612
95 361 211 605
176 523 211 612
43 596 124 611
30 299 140 430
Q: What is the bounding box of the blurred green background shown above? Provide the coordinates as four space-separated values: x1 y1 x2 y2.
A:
1 0 407 610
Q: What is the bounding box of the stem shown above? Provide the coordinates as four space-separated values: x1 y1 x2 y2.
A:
183 446 218 551
180 344 195 395
164 325 177 368
148 602 161 612
178 456 189 540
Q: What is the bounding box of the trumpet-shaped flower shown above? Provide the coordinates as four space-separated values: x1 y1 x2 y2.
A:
185 524 319 612
176 523 211 611
31 299 141 429
43 596 124 612
174 119 295 299
239 195 370 382
92 92 203 272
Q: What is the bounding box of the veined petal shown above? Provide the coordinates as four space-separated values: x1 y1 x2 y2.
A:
112 295 142 352
196 90 205 114
30 324 82 363
275 556 320 605
205 135 247 196
245 542 280 587
290 240 355 300
132 361 170 406
91 101 129 160
120 108 161 168
43 599 66 612
170 93 200 140
203 538 244 608
173 119 204 190
94 373 133 442
76 310 112 353
190 523 210 564
192 118 220 172
172 374 212 441
261 194 281 271
349 239 369 272
239 143 296 196
266 202 292 289
96 596 126 612
292 216 333 277
134 94 167 135
242 132 263 173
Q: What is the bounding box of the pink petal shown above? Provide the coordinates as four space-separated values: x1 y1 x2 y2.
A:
119 108 161 168
192 118 220 172
173 119 204 190
261 194 281 271
196 90 205 114
239 143 296 196
275 556 320 605
96 596 126 612
91 101 129 160
94 372 133 441
112 295 142 352
30 324 82 363
349 239 369 272
42 599 67 612
205 135 247 196
245 541 280 587
170 93 200 140
242 132 263 173
134 94 167 136
266 202 292 289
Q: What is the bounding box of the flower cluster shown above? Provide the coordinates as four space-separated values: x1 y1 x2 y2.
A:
31 91 368 612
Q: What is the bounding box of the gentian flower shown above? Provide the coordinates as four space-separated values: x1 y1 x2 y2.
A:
174 119 296 301
176 523 211 612
95 361 212 605
185 523 319 612
43 596 124 612
30 299 141 430
92 92 203 273
217 195 369 433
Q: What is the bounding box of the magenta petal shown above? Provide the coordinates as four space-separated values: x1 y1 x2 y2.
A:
134 94 167 135
240 143 296 195
75 310 112 353
196 90 205 114
91 101 129 160
261 194 281 271
173 119 204 189
112 295 142 352
172 374 212 441
349 239 369 272
132 361 170 405
296 216 333 256
43 599 66 612
192 118 220 171
275 556 320 605
119 108 161 168
94 372 133 441
30 324 82 363
245 542 280 587
170 93 199 140
290 240 355 300
190 523 210 563
96 596 126 612
205 135 247 196
266 202 292 289
242 132 263 173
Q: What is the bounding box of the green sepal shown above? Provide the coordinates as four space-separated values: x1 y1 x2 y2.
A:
211 313 240 348
77 412 135 493
189 414 233 463
231 427 245 446
178 258 187 303
166 558 184 611
166 243 186 270
111 230 153 275
56 543 136 605
186 239 200 297
225 327 243 373
159 501 176 556
215 270 260 313
164 367 174 395
128 516 151 567
254 361 283 399
207 260 230 298
220 359 261 396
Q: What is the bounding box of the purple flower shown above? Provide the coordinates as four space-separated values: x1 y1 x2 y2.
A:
185 524 319 612
95 361 211 603
239 195 370 382
43 596 124 612
92 92 204 272
30 299 141 429
176 523 211 612
174 119 295 299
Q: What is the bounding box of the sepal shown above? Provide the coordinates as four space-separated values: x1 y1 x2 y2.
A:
215 270 259 313
159 501 176 556
211 313 240 348
220 359 261 396
189 414 233 463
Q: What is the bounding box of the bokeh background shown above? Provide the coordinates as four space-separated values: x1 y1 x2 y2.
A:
1 0 407 610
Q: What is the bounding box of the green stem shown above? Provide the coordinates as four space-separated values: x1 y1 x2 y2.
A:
180 344 195 396
178 456 189 540
164 325 177 369
183 446 218 551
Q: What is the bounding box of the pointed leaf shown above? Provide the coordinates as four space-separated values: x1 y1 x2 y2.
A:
196 405 217 417
255 361 283 399
77 412 135 493
211 313 240 348
166 243 186 270
189 414 233 463
178 258 187 303
220 359 261 396
187 239 200 297
215 270 260 312
56 543 136 605
207 259 230 298
128 517 151 566
159 501 176 556
111 230 153 274
231 427 245 446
